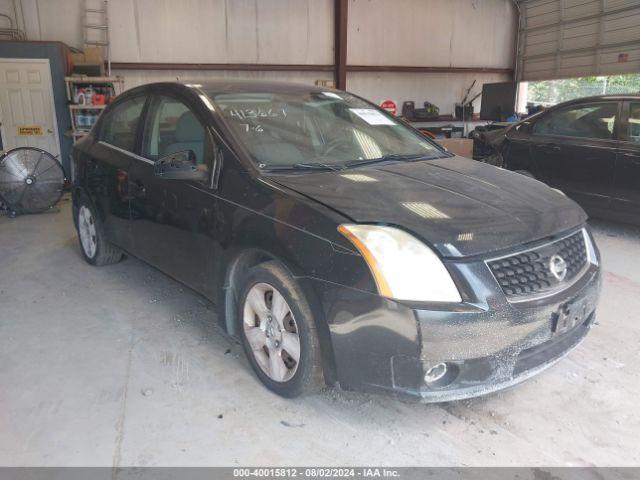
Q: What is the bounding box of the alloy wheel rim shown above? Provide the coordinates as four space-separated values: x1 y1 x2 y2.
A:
78 206 97 259
242 282 301 382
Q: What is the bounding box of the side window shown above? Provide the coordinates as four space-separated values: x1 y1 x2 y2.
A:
533 102 618 140
100 96 146 151
628 103 640 143
142 96 206 165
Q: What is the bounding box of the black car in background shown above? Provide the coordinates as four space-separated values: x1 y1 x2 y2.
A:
476 96 640 225
72 81 601 402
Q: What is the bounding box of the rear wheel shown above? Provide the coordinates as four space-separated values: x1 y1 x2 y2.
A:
237 261 323 397
76 196 123 266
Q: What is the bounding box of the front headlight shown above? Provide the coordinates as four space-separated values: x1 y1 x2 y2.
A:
583 228 599 266
338 224 462 303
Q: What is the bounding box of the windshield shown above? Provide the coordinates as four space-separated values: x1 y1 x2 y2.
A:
210 89 445 169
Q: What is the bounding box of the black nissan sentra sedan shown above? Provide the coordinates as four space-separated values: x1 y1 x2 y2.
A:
72 81 601 401
474 96 640 226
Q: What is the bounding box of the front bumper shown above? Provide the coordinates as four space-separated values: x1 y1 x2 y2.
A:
312 255 601 402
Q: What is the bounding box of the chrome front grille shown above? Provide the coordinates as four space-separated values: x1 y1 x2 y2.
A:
487 230 589 300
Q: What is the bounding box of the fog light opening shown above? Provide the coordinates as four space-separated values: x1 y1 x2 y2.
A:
425 363 448 384
423 361 460 389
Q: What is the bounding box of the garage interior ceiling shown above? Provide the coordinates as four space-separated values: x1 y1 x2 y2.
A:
516 0 640 81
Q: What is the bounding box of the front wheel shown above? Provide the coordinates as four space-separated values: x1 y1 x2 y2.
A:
237 261 323 398
76 196 123 266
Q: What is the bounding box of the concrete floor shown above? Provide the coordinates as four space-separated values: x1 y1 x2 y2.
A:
1 197 639 467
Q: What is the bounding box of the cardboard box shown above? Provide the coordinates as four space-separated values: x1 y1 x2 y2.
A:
70 51 85 65
83 46 104 65
70 47 105 76
437 138 473 159
70 47 104 66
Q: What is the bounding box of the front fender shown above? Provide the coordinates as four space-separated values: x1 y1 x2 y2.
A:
209 171 379 387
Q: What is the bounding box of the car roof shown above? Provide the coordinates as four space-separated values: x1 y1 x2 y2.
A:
551 94 640 109
165 79 331 97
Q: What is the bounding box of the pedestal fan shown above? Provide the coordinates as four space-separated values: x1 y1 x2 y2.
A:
0 147 65 217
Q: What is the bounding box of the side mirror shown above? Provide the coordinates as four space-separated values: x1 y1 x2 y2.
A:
154 150 208 181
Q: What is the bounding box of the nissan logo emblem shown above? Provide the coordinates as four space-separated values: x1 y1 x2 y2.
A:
549 254 568 281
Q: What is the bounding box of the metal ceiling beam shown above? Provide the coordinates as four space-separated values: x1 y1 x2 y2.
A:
109 62 335 72
108 62 512 75
347 65 513 74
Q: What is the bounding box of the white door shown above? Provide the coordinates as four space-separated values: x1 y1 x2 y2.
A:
0 59 61 158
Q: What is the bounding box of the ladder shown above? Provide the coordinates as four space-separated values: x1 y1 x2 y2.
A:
83 0 110 75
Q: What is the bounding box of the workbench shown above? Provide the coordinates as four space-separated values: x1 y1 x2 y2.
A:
405 118 487 138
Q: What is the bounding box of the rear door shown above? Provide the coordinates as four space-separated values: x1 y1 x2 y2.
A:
128 90 218 295
528 101 619 215
613 101 640 223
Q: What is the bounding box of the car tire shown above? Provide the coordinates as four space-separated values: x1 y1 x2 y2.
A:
75 195 123 266
514 169 535 179
237 260 323 398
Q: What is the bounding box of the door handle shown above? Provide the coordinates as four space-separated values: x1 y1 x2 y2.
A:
622 153 640 166
535 144 561 151
131 179 146 197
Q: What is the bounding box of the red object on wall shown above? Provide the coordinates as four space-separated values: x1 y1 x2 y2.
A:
380 99 397 116
92 94 106 105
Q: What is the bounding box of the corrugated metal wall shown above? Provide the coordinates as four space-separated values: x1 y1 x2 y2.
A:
1 0 517 115
10 0 335 64
349 0 516 68
347 0 516 112
518 0 640 81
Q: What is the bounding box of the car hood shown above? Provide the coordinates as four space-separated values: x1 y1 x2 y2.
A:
268 156 587 258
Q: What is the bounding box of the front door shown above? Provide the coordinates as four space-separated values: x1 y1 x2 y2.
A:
0 59 60 158
90 93 148 251
529 101 619 216
128 93 216 295
613 101 640 223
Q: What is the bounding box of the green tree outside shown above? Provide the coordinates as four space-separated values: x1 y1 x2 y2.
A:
527 74 640 105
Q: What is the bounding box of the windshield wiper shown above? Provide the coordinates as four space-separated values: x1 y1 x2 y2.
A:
261 153 440 172
344 153 436 169
261 162 345 172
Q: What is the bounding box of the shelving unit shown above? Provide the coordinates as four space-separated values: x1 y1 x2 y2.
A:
64 75 124 143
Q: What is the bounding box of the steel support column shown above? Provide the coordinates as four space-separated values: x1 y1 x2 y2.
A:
334 0 348 90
